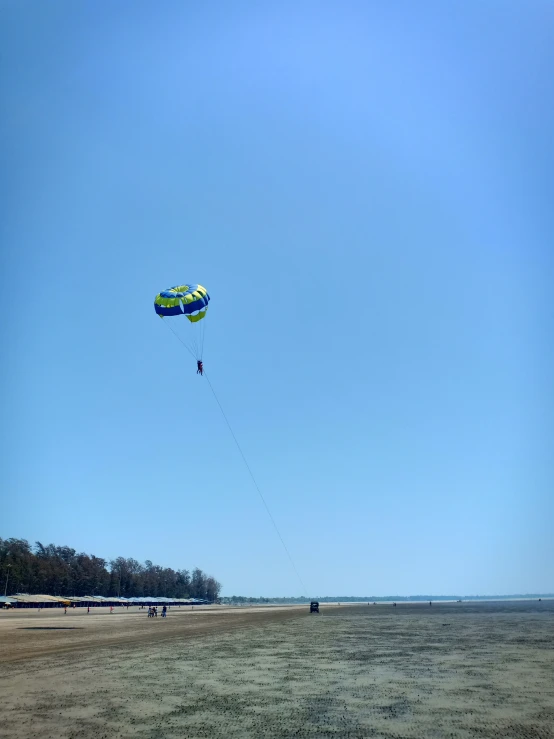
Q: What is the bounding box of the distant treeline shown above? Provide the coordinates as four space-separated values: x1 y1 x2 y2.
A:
1 538 221 600
222 594 553 604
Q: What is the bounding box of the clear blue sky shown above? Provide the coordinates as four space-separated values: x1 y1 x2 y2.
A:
2 1 553 597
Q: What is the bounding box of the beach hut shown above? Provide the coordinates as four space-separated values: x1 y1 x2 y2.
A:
11 594 71 608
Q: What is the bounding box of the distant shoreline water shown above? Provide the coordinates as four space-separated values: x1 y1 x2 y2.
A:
221 594 554 604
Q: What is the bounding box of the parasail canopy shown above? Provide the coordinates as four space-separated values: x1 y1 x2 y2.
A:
154 284 210 321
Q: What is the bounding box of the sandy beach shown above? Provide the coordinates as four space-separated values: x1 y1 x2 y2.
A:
1 600 553 738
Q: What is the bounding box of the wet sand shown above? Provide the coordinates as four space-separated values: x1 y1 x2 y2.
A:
1 601 553 738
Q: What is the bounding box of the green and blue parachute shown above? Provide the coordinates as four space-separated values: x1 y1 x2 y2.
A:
154 283 210 360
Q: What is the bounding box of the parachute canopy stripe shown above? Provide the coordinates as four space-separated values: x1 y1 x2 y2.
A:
154 284 210 317
187 308 208 323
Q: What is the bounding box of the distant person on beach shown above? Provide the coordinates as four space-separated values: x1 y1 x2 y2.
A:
162 605 167 618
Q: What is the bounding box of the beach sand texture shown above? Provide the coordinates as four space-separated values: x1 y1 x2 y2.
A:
1 600 553 738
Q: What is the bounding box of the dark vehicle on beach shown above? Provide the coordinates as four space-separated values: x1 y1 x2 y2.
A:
310 601 319 613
